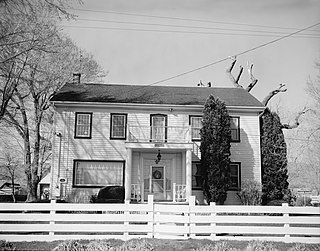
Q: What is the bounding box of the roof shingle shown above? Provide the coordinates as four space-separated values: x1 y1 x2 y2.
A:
50 83 264 107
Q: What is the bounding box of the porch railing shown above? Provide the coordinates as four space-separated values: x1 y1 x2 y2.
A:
131 183 187 203
128 125 191 143
173 183 186 202
131 184 142 202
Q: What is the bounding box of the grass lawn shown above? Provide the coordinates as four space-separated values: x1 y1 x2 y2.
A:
7 239 320 251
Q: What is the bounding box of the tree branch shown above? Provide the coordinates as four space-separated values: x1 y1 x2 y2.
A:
281 107 310 129
226 57 243 88
245 62 258 92
261 83 287 106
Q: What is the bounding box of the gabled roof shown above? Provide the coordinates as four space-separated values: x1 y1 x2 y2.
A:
51 83 265 108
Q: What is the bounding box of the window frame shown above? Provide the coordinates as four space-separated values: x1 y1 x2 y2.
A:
150 114 168 142
230 116 240 142
74 112 93 139
189 115 202 141
229 162 241 191
72 159 125 188
110 113 127 140
192 161 203 190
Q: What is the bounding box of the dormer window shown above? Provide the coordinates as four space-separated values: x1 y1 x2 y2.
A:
110 113 127 140
74 112 92 139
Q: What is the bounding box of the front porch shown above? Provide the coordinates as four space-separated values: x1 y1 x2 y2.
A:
124 143 195 203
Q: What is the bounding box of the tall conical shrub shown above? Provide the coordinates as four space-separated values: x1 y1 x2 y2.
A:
260 108 289 204
200 95 231 205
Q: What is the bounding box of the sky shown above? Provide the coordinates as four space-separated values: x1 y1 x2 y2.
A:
62 0 320 113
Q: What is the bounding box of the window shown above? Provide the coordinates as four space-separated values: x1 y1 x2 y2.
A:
230 117 240 142
230 162 241 190
150 114 167 142
110 113 127 140
189 116 202 141
192 162 203 190
74 112 92 138
73 160 125 187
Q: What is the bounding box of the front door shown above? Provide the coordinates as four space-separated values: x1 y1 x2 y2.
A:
144 165 172 201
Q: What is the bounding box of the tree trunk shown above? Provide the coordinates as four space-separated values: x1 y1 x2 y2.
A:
11 175 16 203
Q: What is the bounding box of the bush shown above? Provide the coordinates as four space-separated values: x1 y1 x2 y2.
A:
0 240 16 251
117 239 154 251
266 199 288 206
288 243 320 251
246 240 278 251
86 240 113 251
53 240 86 251
95 186 125 203
66 189 93 204
238 180 262 205
295 196 312 207
194 241 238 251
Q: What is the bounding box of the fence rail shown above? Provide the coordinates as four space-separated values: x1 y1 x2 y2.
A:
0 195 319 243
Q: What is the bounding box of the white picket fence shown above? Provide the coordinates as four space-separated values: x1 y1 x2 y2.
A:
0 195 319 243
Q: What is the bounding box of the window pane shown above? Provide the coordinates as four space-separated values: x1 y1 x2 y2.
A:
75 113 91 137
112 114 126 138
230 164 239 190
151 116 166 142
230 117 239 141
74 161 124 186
192 163 202 189
191 117 201 140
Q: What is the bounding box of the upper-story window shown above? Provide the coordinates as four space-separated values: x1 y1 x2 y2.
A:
189 116 202 141
150 114 167 142
230 162 241 190
74 112 92 139
230 116 240 142
110 113 127 140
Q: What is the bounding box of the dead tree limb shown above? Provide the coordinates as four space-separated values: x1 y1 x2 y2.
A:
261 83 287 106
226 57 243 88
281 107 310 129
245 62 258 92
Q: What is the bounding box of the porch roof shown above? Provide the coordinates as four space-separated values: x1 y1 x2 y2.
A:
51 83 265 108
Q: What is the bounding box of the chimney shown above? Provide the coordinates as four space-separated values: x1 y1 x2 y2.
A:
72 73 81 84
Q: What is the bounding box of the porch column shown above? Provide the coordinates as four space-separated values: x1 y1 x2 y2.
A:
185 149 192 201
124 148 132 202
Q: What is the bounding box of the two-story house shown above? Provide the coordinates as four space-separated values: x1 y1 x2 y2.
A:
50 80 265 205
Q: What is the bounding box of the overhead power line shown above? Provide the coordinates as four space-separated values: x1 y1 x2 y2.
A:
72 18 320 38
147 21 320 86
70 8 320 33
63 25 320 38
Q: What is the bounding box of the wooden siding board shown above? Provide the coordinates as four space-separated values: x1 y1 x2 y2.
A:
52 106 262 204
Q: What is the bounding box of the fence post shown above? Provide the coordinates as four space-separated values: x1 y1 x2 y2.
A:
124 200 130 239
173 183 176 202
210 202 216 241
148 195 154 238
189 196 196 238
49 199 56 236
282 203 290 243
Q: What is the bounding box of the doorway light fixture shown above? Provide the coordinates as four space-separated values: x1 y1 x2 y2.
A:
155 150 161 164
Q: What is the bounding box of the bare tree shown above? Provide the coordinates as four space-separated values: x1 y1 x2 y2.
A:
0 0 76 120
226 57 307 127
0 153 23 202
1 33 105 201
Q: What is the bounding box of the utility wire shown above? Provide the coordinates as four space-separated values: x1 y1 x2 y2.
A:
63 25 320 38
70 8 320 33
148 21 320 86
75 18 320 37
